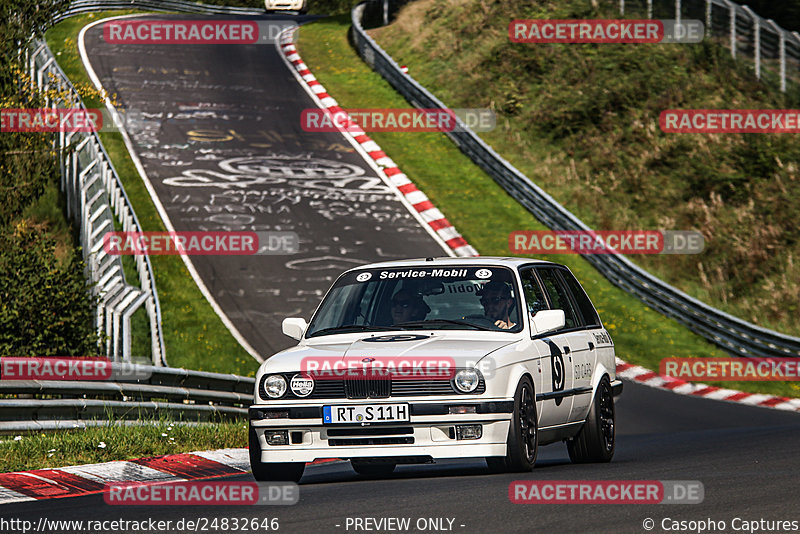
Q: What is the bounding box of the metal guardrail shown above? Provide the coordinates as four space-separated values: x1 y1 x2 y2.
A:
4 1 267 432
622 0 800 93
0 364 255 434
25 39 168 366
352 0 800 360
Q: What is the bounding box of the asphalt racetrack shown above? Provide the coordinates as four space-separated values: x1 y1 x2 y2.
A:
81 13 447 358
9 12 796 534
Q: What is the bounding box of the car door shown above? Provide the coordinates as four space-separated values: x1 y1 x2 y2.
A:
555 268 605 422
519 267 574 428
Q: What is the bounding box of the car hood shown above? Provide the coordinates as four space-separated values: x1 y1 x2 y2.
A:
259 332 519 373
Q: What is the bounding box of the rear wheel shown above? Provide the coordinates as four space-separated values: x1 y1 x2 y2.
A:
487 376 537 473
567 377 615 463
351 459 396 477
249 427 305 482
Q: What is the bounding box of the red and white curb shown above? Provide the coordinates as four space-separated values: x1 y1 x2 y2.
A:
616 357 800 412
0 448 340 504
277 29 477 258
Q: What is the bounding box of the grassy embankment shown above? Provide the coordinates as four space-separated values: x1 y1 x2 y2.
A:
368 0 800 338
296 9 800 399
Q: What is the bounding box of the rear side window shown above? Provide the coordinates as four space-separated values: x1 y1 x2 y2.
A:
560 269 601 327
520 268 549 316
536 268 579 330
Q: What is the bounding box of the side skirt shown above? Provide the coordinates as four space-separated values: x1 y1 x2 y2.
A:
538 421 584 445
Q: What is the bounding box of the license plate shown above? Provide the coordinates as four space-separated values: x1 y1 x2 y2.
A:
323 404 410 424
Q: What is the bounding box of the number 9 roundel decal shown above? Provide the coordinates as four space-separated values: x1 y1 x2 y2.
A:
547 340 566 406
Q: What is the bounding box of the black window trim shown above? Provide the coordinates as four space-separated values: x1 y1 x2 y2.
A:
556 267 602 328
517 263 603 338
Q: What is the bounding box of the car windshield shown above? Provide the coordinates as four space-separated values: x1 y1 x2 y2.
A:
305 265 522 337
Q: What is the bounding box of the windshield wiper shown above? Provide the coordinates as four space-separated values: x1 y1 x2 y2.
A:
395 319 495 331
308 324 400 337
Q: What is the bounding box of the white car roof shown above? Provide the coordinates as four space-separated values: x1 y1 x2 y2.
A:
347 256 560 271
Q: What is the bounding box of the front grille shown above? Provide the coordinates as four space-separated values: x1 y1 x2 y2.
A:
392 378 479 396
345 378 390 399
329 437 414 446
327 427 413 437
260 372 485 401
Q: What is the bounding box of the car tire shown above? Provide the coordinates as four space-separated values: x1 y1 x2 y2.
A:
567 376 615 463
249 427 305 482
351 459 396 477
486 376 538 473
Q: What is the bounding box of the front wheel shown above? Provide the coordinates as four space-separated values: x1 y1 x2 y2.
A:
567 377 615 463
487 376 538 473
249 427 305 482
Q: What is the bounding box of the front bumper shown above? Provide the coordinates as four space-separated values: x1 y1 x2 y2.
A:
249 400 514 463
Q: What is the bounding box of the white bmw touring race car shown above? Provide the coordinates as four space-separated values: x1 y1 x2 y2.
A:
249 257 622 481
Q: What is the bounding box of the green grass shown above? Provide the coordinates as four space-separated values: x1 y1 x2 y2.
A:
0 418 246 472
296 15 800 400
368 0 800 337
46 12 258 375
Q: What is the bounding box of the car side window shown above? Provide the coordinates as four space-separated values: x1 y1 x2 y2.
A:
559 269 601 327
535 267 580 330
519 268 548 316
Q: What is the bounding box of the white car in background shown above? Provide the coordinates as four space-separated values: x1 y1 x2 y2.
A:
249 257 622 482
264 0 307 13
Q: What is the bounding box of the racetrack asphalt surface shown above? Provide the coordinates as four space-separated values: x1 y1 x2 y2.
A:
7 12 797 534
80 13 447 358
4 380 799 533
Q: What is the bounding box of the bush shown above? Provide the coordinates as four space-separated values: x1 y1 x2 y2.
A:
0 223 99 356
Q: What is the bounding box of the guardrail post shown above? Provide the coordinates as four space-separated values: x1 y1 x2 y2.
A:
59 130 66 188
122 292 149 363
740 6 760 79
706 0 712 37
728 0 737 59
766 20 786 92
28 44 45 90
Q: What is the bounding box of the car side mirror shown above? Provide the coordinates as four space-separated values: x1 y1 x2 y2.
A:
282 318 308 340
530 309 565 335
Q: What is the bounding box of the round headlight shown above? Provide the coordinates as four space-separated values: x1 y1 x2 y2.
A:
263 374 287 399
454 369 480 393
